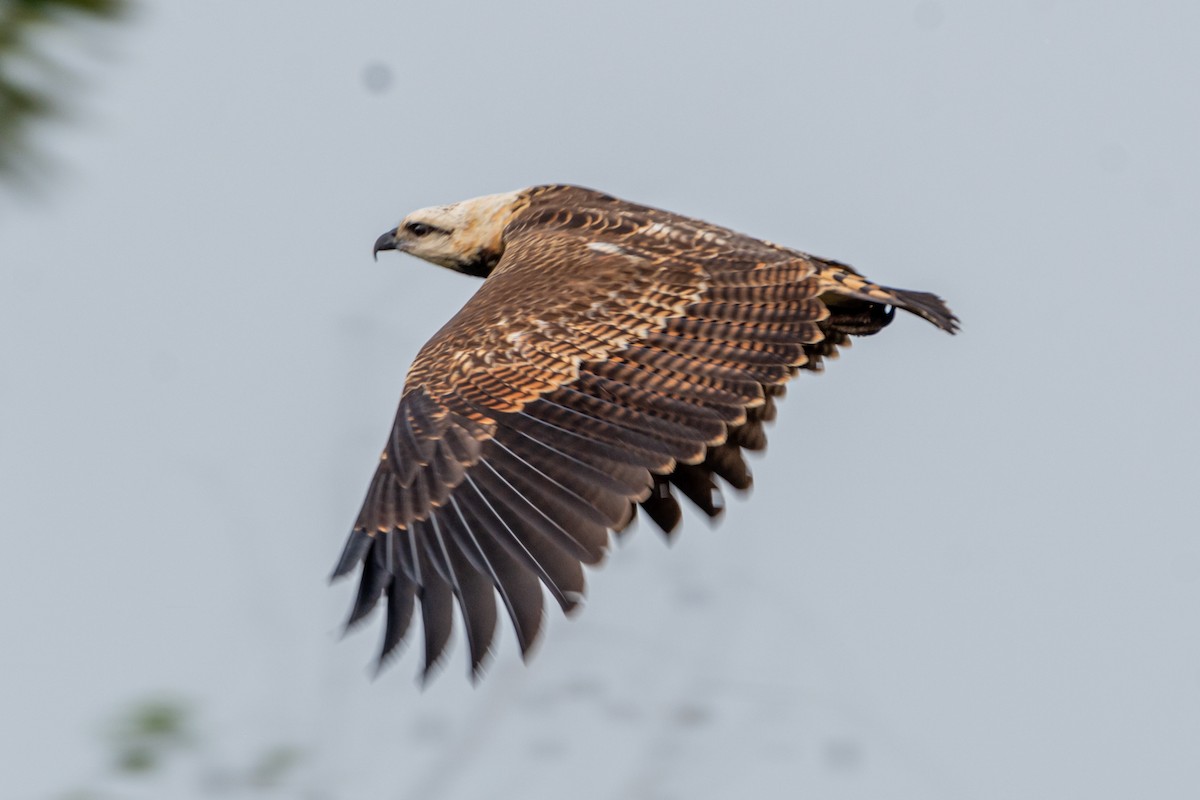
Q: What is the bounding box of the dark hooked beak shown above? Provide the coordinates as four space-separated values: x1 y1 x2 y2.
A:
373 229 398 261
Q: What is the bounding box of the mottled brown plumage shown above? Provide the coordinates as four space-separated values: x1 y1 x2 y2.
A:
337 185 958 681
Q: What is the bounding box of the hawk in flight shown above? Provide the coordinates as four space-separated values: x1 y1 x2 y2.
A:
334 185 957 681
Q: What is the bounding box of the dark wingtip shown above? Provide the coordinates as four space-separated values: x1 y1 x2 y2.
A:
340 533 394 635
330 528 372 581
560 591 586 617
419 656 445 688
516 622 546 664
468 661 488 685
372 647 403 680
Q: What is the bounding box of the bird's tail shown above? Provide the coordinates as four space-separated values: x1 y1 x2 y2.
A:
813 259 959 334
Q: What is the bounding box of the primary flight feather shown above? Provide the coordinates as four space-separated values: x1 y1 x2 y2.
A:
334 184 958 681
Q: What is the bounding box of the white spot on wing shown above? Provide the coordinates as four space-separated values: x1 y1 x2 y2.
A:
587 241 625 255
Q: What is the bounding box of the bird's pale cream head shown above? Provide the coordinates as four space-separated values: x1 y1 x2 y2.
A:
373 189 527 278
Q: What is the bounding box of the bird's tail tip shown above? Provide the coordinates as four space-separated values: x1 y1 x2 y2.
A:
885 287 959 334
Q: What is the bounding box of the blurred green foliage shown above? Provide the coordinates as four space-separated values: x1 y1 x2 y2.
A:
106 696 194 775
54 695 305 798
0 0 128 182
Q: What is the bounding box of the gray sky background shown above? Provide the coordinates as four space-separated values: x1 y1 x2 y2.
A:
2 2 1198 798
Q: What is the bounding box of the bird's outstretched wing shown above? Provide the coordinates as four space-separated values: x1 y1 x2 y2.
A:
333 186 957 680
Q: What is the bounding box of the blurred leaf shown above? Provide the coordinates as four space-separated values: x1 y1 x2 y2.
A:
114 745 156 775
0 0 129 185
105 696 194 776
54 694 307 797
247 745 305 789
110 697 193 744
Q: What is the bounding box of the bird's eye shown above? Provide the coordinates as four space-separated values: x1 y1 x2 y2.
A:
406 222 433 237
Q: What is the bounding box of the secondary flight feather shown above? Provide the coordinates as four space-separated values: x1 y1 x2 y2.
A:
334 184 958 681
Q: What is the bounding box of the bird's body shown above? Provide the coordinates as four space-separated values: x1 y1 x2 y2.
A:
337 184 957 681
